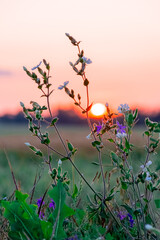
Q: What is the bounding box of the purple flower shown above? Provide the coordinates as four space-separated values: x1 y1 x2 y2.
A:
118 211 127 220
117 121 126 134
39 211 45 219
96 124 102 134
65 235 79 240
37 197 45 208
49 199 56 209
36 197 45 219
128 214 134 228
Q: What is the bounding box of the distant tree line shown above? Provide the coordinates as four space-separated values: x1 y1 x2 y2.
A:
0 109 159 126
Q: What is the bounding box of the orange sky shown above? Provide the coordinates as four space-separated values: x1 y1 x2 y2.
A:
0 0 160 116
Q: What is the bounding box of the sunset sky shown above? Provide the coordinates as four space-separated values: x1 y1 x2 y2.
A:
1 0 160 116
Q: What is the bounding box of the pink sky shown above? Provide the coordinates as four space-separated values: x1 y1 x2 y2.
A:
1 0 160 116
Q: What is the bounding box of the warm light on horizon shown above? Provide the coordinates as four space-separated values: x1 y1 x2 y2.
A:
91 103 106 117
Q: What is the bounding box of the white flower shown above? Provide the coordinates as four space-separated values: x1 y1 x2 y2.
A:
58 159 62 166
118 104 130 113
58 81 69 90
31 61 42 70
116 132 127 139
140 165 147 172
146 161 152 167
140 161 152 172
146 171 152 181
86 133 92 139
81 56 92 64
25 142 30 146
145 224 153 230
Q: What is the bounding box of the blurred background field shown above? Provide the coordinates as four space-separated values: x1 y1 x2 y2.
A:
0 122 160 204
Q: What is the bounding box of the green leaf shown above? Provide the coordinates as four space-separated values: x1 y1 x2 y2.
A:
133 108 138 120
155 199 160 208
127 113 133 126
72 184 78 199
50 117 59 126
125 138 130 150
108 138 114 143
20 102 25 108
110 152 120 164
121 181 128 190
144 131 150 136
48 180 75 239
92 140 101 147
25 143 43 157
61 157 69 161
1 191 44 239
67 141 74 151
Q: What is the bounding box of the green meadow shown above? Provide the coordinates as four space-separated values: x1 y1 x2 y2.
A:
0 123 159 200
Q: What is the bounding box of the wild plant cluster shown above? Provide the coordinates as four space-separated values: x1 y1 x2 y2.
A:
0 34 160 240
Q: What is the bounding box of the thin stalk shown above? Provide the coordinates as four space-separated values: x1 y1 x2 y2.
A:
5 149 18 191
98 150 106 200
136 183 147 240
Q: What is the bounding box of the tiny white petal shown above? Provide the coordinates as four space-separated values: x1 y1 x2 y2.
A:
146 161 152 167
140 165 145 169
25 142 30 146
146 172 151 181
118 104 130 113
58 159 62 166
86 133 92 139
116 132 127 138
145 224 153 230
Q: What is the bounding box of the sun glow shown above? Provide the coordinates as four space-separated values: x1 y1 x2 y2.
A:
91 103 106 117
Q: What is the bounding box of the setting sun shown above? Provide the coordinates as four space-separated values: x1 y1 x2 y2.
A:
91 103 106 117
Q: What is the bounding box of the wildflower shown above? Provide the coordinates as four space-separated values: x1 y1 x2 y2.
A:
37 197 45 208
25 142 30 146
37 197 45 219
118 211 127 220
140 165 147 172
81 56 92 64
145 171 152 181
141 161 152 171
96 124 102 134
58 81 69 90
49 199 56 210
65 235 79 240
116 132 127 138
116 121 127 138
31 61 42 71
128 214 134 228
145 224 153 230
58 159 62 166
118 104 130 114
117 121 126 134
146 160 152 167
86 133 92 139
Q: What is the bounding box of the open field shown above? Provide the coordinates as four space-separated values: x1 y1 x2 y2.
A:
0 123 160 201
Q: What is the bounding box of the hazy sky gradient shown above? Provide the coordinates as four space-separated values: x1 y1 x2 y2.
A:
1 0 160 115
